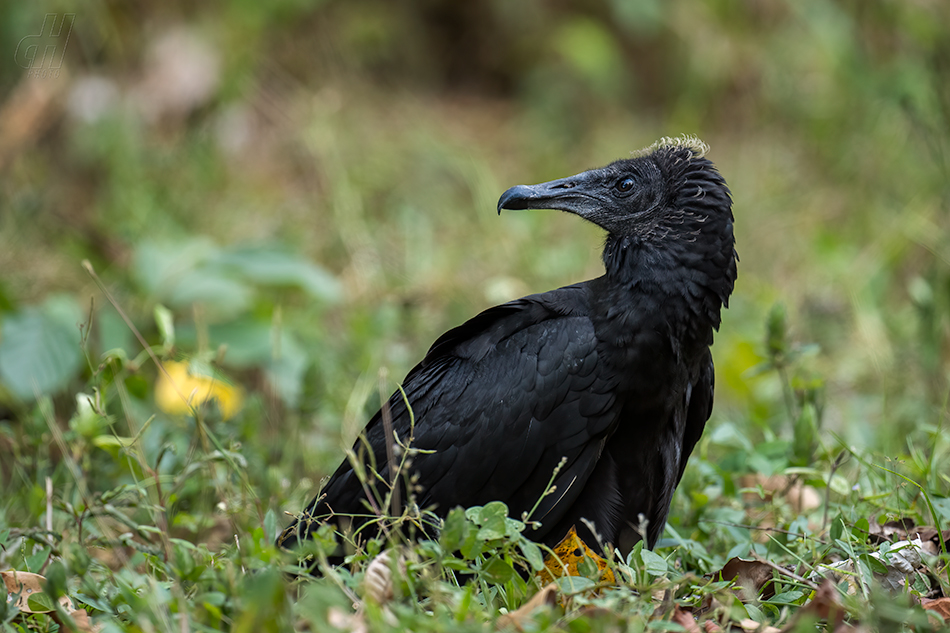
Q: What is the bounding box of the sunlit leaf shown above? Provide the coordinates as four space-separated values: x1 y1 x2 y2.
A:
155 359 244 419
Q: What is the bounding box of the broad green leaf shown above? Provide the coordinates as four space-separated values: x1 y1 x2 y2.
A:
264 509 278 542
440 507 471 553
932 497 950 523
518 539 544 572
154 304 175 350
0 296 84 400
504 517 526 537
475 502 509 541
213 246 342 302
769 590 805 605
554 576 595 593
640 549 668 576
480 557 516 585
26 592 56 613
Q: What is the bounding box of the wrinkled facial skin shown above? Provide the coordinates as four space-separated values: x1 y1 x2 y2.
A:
497 156 666 235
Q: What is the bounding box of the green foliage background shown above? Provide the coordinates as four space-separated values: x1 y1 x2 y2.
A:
1 0 949 630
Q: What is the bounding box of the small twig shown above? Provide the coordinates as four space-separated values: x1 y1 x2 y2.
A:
235 534 245 574
750 552 820 591
45 476 53 533
703 521 820 543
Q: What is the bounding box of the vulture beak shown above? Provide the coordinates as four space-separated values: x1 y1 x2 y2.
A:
497 170 602 216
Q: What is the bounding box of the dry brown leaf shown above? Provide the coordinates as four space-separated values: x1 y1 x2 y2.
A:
496 583 559 631
718 558 775 600
0 75 66 171
739 474 821 514
867 518 916 544
1 570 74 613
795 579 846 629
738 618 781 632
58 609 102 633
911 527 950 557
921 597 950 622
703 620 724 632
327 606 368 633
670 606 702 633
362 550 407 605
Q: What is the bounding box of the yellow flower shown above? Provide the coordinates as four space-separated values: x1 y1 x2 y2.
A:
155 360 243 420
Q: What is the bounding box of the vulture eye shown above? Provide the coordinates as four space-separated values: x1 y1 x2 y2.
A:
616 177 635 193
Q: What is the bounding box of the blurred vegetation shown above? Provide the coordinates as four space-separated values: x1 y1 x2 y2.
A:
1 0 950 630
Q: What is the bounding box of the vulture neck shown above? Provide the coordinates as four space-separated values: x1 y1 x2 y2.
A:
598 231 728 347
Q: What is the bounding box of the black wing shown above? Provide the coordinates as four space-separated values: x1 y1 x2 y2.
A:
607 348 715 553
280 282 623 547
679 352 714 487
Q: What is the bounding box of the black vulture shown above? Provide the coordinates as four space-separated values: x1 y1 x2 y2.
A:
279 136 737 559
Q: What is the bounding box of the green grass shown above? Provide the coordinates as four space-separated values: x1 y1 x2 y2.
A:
2 0 950 630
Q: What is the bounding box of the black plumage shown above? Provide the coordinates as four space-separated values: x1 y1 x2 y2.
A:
279 136 737 558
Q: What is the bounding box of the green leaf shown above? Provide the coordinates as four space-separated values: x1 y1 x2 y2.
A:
792 402 818 466
640 549 668 577
0 296 84 400
853 517 870 540
475 501 509 541
577 553 599 579
441 507 472 553
831 516 845 541
264 509 278 543
647 621 689 632
768 590 805 605
264 331 309 407
213 246 342 302
554 576 595 593
480 557 517 585
863 554 889 575
766 303 788 359
26 547 51 573
44 560 67 599
26 592 56 614
518 539 544 572
441 557 471 571
504 517 526 537
154 304 175 350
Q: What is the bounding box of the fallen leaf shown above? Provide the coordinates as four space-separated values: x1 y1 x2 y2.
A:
155 360 244 420
58 609 102 633
363 550 406 605
0 75 66 171
921 597 950 622
868 518 916 544
739 474 821 514
670 606 702 633
797 579 847 629
809 538 926 593
911 527 950 557
718 558 775 600
327 606 367 633
1 570 74 613
496 583 559 630
537 526 615 585
738 618 781 632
